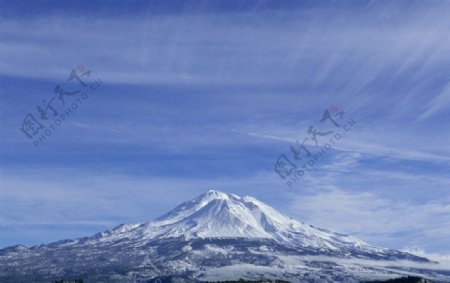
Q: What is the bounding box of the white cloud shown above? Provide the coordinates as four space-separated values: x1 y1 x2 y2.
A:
403 246 450 269
289 188 450 250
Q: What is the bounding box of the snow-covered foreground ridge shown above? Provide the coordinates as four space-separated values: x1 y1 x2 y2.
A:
1 190 450 282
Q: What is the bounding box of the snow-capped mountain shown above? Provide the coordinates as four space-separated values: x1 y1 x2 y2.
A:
0 190 449 282
94 190 375 250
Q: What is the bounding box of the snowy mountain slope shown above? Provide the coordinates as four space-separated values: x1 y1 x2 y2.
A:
0 190 449 283
78 190 385 252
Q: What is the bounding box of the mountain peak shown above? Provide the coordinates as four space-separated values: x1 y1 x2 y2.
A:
194 190 246 206
203 189 232 200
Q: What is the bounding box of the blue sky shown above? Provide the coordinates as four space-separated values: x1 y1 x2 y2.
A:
1 0 450 258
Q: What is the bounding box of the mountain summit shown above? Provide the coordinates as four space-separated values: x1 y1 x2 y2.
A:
0 190 448 283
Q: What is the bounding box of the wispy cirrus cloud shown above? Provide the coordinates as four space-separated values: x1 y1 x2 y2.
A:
417 82 450 122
